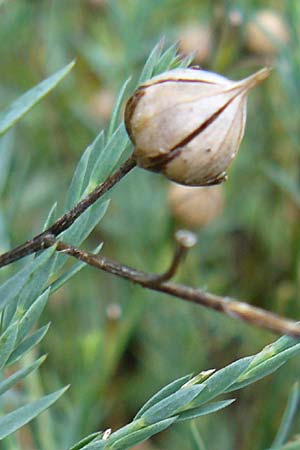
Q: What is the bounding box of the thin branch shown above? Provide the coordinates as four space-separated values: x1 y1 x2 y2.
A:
45 235 300 338
145 230 198 284
0 155 136 268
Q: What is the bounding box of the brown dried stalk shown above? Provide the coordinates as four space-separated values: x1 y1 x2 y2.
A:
1 153 299 338
42 234 300 338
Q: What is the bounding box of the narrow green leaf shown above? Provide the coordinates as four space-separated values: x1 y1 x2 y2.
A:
17 253 56 312
0 246 56 312
69 432 103 450
43 202 58 230
2 252 55 331
81 131 105 194
110 417 177 450
154 43 180 75
0 355 46 396
107 77 131 139
88 123 129 188
61 200 109 246
0 62 75 136
135 374 192 419
49 243 103 295
0 386 68 439
53 200 108 273
228 344 300 392
141 385 205 425
190 357 252 406
271 383 300 449
0 133 14 196
66 141 95 209
264 165 300 207
0 322 18 369
177 399 236 422
138 40 164 83
190 422 208 450
16 289 50 343
247 335 300 371
7 323 50 366
81 440 106 450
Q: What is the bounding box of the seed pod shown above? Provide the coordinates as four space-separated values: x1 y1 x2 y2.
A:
178 23 213 64
168 182 223 228
125 67 270 186
245 10 289 55
89 88 115 123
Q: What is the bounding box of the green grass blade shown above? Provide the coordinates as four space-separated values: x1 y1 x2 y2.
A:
16 288 50 342
7 323 50 366
134 374 192 419
66 133 101 210
190 422 208 450
88 123 129 188
0 322 18 369
0 247 56 312
228 344 300 392
176 399 236 422
43 202 58 230
0 355 46 396
138 40 164 83
190 357 252 407
69 432 103 450
0 386 68 439
271 383 300 449
0 62 74 136
110 417 177 450
107 77 131 139
141 385 205 425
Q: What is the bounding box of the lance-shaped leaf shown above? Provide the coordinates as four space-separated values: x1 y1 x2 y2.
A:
141 384 205 425
0 322 18 369
0 386 68 439
110 417 177 450
16 288 50 343
0 246 56 312
69 432 103 450
0 355 46 396
270 383 300 449
176 399 236 422
0 62 74 136
228 344 300 392
7 324 50 366
189 357 252 407
135 374 192 419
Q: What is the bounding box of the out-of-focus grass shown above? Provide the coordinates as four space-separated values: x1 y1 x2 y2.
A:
0 0 300 449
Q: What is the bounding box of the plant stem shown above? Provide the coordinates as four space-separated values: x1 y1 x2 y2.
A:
0 155 136 268
48 237 300 338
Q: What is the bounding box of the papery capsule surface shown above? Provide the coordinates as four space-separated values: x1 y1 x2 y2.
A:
125 67 270 186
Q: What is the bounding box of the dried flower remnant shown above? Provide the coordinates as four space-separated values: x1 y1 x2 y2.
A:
168 182 223 229
245 9 289 55
125 67 271 187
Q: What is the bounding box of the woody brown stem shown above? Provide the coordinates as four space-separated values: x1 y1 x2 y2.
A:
0 155 136 268
44 235 300 338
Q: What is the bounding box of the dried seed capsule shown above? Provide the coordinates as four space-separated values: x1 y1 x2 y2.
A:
125 67 271 186
178 23 213 64
245 9 289 55
168 182 223 228
88 88 115 123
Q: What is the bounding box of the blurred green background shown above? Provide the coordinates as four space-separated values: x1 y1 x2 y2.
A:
1 0 300 449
